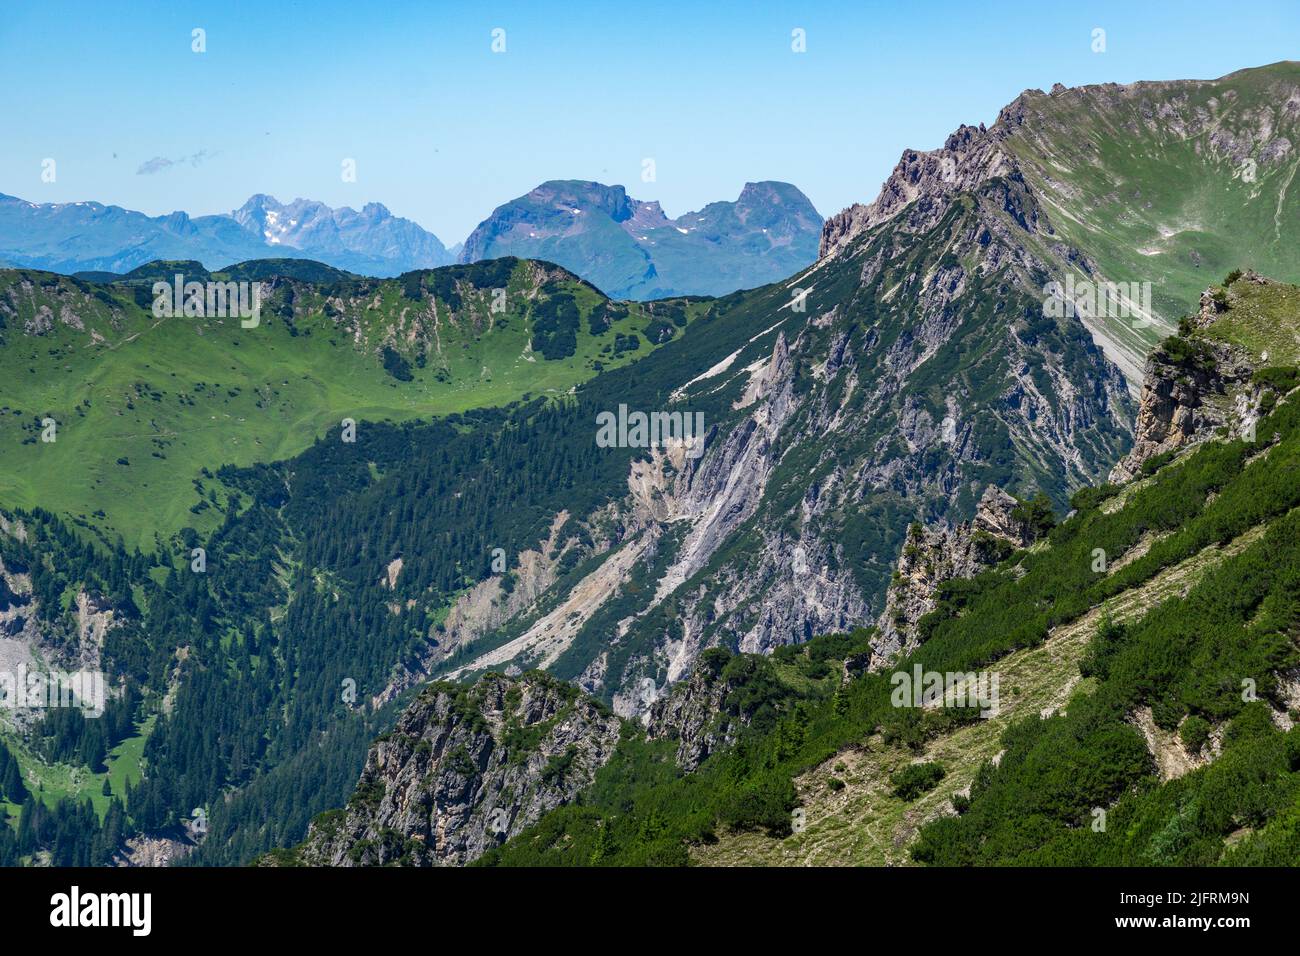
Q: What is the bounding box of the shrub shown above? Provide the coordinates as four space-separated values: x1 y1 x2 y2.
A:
891 762 945 801
1253 366 1300 395
1180 715 1211 755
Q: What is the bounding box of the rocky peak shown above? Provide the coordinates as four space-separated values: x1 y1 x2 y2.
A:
871 486 1031 667
1108 271 1284 483
972 486 1033 546
818 121 1021 258
290 672 621 866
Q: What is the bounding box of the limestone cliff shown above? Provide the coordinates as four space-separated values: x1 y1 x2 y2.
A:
1110 271 1291 483
871 487 1033 666
290 673 621 866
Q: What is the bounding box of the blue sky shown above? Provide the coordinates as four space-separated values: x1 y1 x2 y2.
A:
2 0 1297 243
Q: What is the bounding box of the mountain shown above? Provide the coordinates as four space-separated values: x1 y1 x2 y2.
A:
823 61 1300 384
0 258 698 548
458 180 823 299
428 93 1142 718
0 194 274 275
0 181 822 293
282 673 622 866
303 270 1300 868
231 195 455 274
4 63 1300 871
0 193 454 278
396 64 1300 731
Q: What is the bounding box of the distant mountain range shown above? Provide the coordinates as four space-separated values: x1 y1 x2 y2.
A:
0 193 456 278
0 180 822 298
459 180 823 298
230 194 458 274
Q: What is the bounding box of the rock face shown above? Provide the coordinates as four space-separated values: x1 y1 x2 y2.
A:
1109 273 1273 483
0 522 111 731
819 123 1017 259
823 66 1300 386
293 673 621 866
113 833 194 868
872 487 1031 665
645 650 743 771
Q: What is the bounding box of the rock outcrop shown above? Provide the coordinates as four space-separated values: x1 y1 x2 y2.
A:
1109 272 1278 483
871 487 1032 665
292 673 621 866
819 124 1019 258
645 650 743 771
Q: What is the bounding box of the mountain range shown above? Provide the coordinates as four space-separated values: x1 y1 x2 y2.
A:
0 193 456 278
1 62 1299 870
459 180 824 299
0 180 823 298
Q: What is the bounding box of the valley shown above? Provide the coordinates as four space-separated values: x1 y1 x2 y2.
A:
3 61 1299 874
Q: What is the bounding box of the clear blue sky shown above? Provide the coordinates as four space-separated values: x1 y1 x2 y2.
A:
2 0 1297 243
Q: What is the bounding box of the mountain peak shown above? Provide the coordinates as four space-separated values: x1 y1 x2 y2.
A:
459 179 821 298
736 180 811 205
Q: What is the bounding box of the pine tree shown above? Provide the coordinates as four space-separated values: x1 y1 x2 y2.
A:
2 753 26 804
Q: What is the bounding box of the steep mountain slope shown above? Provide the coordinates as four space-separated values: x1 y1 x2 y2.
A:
461 274 1300 867
0 258 695 547
281 673 622 866
1112 269 1300 481
871 485 1038 667
383 67 1300 735
1002 62 1300 378
0 193 453 278
7 63 1297 871
434 111 1135 718
459 180 822 298
823 62 1300 384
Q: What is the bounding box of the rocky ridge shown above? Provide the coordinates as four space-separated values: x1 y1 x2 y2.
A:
290 673 621 866
871 486 1032 666
1109 271 1284 482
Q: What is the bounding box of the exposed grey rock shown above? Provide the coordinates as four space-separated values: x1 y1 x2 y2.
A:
645 651 740 771
1109 276 1268 483
293 672 621 866
819 124 1020 258
423 78 1134 721
871 486 1030 665
114 832 195 868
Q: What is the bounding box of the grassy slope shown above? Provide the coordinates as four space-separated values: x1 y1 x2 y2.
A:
1202 273 1300 364
0 262 698 549
1005 61 1300 375
695 524 1268 865
1 715 151 826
